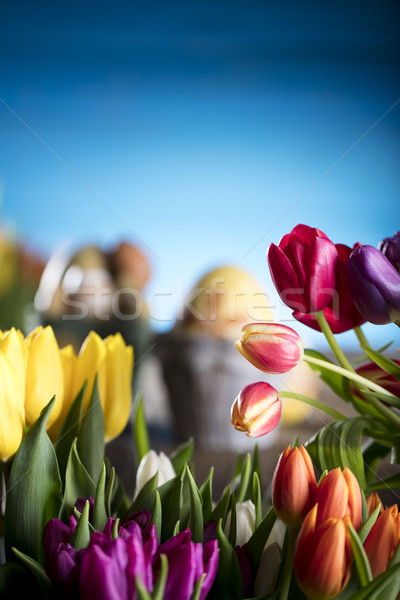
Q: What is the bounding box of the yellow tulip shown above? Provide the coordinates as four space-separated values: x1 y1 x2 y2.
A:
0 328 27 400
48 344 78 441
72 331 107 411
102 332 134 442
24 326 64 428
0 352 25 461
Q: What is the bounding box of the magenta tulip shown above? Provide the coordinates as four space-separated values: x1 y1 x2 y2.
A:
267 224 338 314
345 245 400 325
294 243 366 333
154 529 219 600
231 382 281 438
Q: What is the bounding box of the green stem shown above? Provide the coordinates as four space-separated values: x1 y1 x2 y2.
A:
304 355 400 428
279 526 297 600
354 326 372 350
315 312 354 371
278 391 347 421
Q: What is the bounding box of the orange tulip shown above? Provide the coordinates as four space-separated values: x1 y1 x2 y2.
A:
365 491 383 516
271 444 317 526
294 504 353 600
364 504 400 579
314 466 362 531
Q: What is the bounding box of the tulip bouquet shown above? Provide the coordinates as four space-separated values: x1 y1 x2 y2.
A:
1 224 400 600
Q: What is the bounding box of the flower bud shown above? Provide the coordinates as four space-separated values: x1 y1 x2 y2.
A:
231 382 281 438
294 504 353 600
0 328 27 399
365 492 383 516
0 352 25 461
267 223 338 314
345 244 400 325
271 444 317 527
48 344 78 441
134 450 176 498
24 326 64 428
364 504 400 579
224 500 256 546
314 466 362 531
353 360 400 400
72 331 107 411
378 230 400 272
235 323 303 374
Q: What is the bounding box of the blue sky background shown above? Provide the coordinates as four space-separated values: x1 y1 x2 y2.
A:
1 0 399 350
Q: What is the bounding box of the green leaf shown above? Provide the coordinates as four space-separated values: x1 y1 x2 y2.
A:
359 346 400 380
186 465 203 543
169 438 194 475
135 576 152 600
70 500 91 550
210 485 231 526
54 381 86 487
344 562 400 600
237 453 251 503
11 548 54 598
4 396 62 563
77 375 105 483
362 440 391 484
212 519 244 600
200 467 214 523
348 523 372 587
125 472 159 518
132 392 150 464
305 417 370 489
152 554 168 600
304 348 353 401
150 491 162 542
251 444 262 491
228 494 237 547
0 561 45 597
366 471 400 492
190 574 206 600
247 506 277 572
105 465 116 517
358 505 381 543
252 473 262 529
92 463 108 531
59 438 96 522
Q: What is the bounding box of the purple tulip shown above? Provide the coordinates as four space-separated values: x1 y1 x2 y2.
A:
154 529 219 600
345 245 400 325
378 231 400 272
267 224 338 314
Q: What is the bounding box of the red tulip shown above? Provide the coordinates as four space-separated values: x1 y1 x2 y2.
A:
267 224 338 314
294 504 353 600
271 444 317 527
293 243 366 333
364 504 400 579
230 382 281 438
235 322 303 374
353 360 400 400
314 466 362 531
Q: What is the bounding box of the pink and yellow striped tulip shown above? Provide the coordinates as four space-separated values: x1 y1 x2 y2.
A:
230 381 281 438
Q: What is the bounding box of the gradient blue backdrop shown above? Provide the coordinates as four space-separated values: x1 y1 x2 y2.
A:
1 0 399 349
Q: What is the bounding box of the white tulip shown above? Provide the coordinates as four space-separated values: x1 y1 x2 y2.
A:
253 542 282 596
134 450 176 498
224 499 256 546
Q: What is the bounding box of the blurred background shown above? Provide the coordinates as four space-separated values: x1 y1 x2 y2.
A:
1 1 400 471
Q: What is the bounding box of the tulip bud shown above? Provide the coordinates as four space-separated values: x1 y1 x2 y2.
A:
224 500 256 546
365 491 383 516
267 223 338 314
345 245 400 325
0 352 25 462
47 344 79 441
235 323 303 374
102 332 134 442
231 382 281 438
271 444 317 527
364 504 400 579
294 504 353 600
293 243 366 333
314 466 362 531
0 328 27 399
134 450 176 498
72 331 107 412
378 230 400 272
24 326 64 428
353 360 400 400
